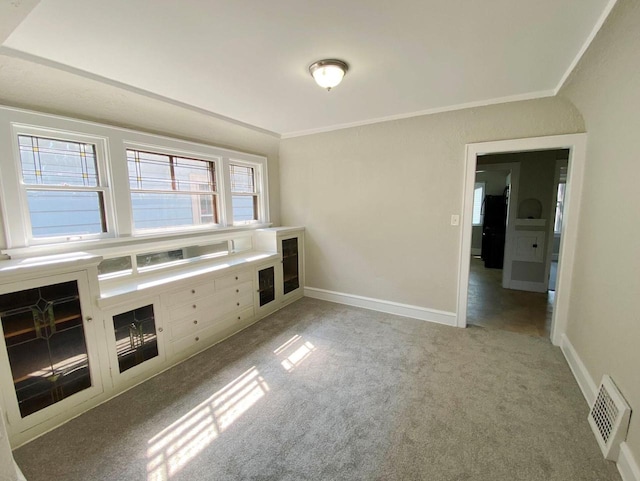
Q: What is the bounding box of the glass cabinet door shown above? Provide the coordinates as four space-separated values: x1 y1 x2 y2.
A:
0 280 91 418
112 304 158 373
282 237 299 295
258 266 276 307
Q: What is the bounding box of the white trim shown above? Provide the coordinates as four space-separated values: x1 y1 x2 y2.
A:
281 90 556 139
618 443 640 481
507 280 547 293
457 134 587 345
304 287 457 327
554 0 619 94
560 334 597 406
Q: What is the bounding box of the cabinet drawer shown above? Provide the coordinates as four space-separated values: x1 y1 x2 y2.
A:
166 280 215 306
171 306 254 354
168 280 253 321
169 315 201 340
214 269 252 290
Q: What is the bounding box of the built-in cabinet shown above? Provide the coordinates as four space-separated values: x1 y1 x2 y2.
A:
0 227 304 446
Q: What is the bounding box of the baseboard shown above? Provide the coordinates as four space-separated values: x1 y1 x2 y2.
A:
618 443 640 481
304 287 457 327
560 334 597 406
471 248 481 256
508 280 548 293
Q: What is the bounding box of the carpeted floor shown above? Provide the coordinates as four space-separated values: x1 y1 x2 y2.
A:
14 298 621 481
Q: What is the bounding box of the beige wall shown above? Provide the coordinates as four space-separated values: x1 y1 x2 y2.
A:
280 97 584 313
0 54 282 248
560 0 640 462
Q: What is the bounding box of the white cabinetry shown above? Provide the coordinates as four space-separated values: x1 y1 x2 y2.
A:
164 268 255 358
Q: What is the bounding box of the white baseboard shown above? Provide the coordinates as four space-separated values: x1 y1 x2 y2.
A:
560 334 597 406
618 442 640 481
304 287 457 327
560 335 640 480
508 280 548 293
471 248 481 256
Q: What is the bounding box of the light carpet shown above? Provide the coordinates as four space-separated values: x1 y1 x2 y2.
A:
14 298 621 481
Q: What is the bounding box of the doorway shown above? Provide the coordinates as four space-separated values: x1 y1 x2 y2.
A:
457 134 587 347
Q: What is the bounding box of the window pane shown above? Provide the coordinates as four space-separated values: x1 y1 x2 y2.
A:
131 192 217 230
230 165 255 193
173 157 215 192
98 257 133 277
232 195 257 222
127 150 173 190
19 135 98 187
27 190 106 238
472 184 484 225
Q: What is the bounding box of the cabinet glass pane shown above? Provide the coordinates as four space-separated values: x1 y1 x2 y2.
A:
112 305 158 373
282 238 299 295
0 281 91 418
258 267 275 306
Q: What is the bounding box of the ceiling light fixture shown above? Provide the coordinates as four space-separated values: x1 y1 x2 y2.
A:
309 59 349 91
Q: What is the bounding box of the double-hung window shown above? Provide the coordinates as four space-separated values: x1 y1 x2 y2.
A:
127 149 219 232
230 163 259 225
16 133 111 241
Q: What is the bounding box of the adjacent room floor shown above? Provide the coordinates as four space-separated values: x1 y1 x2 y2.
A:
14 298 620 481
467 256 554 337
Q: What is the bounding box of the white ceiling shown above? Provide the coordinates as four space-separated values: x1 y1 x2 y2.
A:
1 0 613 137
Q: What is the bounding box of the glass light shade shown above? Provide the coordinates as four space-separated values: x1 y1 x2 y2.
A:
309 60 348 90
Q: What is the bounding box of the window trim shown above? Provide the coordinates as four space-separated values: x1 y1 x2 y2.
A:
0 106 271 256
6 124 116 247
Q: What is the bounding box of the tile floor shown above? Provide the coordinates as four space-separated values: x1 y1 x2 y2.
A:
467 256 553 337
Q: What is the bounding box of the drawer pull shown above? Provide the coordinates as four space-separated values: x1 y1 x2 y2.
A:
158 327 163 333
236 302 240 306
237 316 241 320
192 304 197 309
236 289 239 293
193 320 198 325
195 336 200 342
191 289 196 294
235 276 239 280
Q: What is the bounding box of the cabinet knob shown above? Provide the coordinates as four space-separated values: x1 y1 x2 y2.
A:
235 276 239 280
191 289 196 294
237 316 241 320
236 289 239 293
192 304 197 309
158 327 163 333
195 336 200 342
193 320 198 325
236 302 240 306
86 316 93 322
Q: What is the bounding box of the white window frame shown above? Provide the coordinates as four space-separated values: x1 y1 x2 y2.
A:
0 106 270 256
4 124 116 247
124 143 223 235
225 159 266 226
472 181 485 226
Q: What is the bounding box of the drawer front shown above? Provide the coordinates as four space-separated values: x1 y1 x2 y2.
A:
214 269 252 291
168 280 253 321
170 315 201 340
166 280 215 306
171 306 254 354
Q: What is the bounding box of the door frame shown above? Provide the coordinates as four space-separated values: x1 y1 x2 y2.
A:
456 133 587 346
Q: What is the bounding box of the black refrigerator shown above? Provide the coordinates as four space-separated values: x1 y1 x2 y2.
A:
481 194 507 269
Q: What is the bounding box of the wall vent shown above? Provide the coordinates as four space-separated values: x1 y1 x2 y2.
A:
588 375 631 460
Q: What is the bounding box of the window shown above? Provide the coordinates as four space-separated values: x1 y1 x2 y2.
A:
127 149 219 232
554 182 566 234
472 182 485 226
230 163 258 224
17 134 109 240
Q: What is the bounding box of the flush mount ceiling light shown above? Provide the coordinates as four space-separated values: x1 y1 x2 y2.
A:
309 59 349 91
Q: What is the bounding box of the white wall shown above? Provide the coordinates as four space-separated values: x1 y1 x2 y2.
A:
280 97 584 313
560 0 640 465
0 53 281 251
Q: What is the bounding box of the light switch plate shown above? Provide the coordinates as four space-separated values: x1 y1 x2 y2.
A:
450 215 460 226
